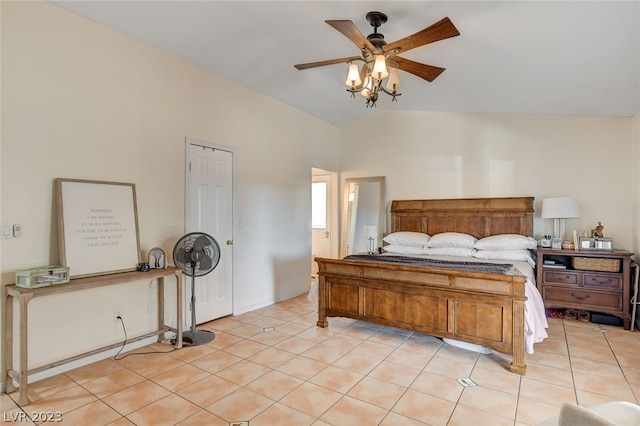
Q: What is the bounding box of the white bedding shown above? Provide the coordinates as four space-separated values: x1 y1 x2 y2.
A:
308 254 548 354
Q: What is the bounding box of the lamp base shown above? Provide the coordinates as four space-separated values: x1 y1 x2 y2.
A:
553 218 566 242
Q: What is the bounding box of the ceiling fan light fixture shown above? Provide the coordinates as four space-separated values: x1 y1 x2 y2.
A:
386 68 401 92
295 11 459 108
360 76 373 97
372 55 389 79
345 63 362 87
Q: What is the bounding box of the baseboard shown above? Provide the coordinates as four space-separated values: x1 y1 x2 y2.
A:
234 290 309 316
2 335 159 391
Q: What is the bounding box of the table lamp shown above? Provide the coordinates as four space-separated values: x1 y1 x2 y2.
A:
362 225 378 254
541 197 580 241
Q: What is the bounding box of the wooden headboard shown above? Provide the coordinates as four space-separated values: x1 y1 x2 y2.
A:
390 197 534 238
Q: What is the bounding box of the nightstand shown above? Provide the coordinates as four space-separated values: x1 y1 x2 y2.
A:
535 248 634 330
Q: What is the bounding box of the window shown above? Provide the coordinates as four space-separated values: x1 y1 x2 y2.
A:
311 181 327 229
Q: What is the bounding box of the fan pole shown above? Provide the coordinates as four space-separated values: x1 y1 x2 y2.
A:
180 262 215 346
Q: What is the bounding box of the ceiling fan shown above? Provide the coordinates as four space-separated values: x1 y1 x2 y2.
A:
294 11 460 107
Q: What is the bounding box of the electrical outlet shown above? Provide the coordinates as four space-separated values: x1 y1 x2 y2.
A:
114 308 121 322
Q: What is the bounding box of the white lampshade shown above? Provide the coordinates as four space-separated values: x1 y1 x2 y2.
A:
372 55 389 79
541 197 580 241
360 76 373 97
362 225 378 238
386 68 401 92
541 197 580 219
345 64 361 87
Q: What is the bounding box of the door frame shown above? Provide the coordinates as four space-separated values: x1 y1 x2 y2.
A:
311 168 339 260
184 137 237 316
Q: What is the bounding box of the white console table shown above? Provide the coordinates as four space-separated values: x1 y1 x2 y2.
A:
3 267 183 406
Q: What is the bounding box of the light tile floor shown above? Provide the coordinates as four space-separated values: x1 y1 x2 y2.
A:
3 295 639 425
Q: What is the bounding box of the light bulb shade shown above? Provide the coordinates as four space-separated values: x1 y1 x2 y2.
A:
361 76 373 97
541 197 580 219
386 68 401 92
362 225 378 238
372 55 389 79
345 64 361 87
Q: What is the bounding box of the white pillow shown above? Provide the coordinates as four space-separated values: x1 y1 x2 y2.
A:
383 231 431 247
473 249 535 268
428 232 477 248
383 244 429 255
475 234 537 250
426 247 476 257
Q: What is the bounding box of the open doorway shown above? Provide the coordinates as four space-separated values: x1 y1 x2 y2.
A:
311 168 338 280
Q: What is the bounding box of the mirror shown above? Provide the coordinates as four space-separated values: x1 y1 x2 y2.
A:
341 176 386 257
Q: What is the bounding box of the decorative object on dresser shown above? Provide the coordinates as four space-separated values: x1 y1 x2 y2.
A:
536 247 634 330
315 197 539 375
540 197 580 242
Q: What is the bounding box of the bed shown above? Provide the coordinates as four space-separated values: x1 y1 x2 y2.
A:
313 197 548 375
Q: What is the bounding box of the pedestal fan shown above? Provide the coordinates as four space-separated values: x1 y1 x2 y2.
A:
172 232 221 346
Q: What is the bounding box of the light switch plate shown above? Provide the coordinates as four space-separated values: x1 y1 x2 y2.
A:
1 224 13 239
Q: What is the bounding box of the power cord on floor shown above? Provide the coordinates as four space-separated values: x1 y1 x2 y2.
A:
112 315 179 361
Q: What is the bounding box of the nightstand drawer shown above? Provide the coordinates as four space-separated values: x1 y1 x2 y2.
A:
542 270 579 286
583 273 622 290
543 287 622 310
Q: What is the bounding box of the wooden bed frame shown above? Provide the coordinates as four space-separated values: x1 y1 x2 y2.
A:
315 197 535 375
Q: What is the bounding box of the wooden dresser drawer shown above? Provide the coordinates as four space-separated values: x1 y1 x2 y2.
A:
583 273 622 290
543 287 622 310
542 270 579 286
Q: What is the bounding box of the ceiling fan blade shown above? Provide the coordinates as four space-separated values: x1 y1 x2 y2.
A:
384 17 460 56
294 56 362 70
391 57 446 82
325 20 378 52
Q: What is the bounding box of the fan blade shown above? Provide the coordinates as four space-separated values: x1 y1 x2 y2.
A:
384 17 460 56
192 234 211 251
325 20 378 52
294 56 362 70
390 57 446 82
197 253 213 271
174 247 190 266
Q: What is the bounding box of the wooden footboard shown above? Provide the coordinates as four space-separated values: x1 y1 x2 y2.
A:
315 257 528 375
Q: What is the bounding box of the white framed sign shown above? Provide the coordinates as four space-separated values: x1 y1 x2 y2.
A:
56 178 141 278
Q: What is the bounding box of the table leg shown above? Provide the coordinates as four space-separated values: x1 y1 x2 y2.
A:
157 277 165 343
4 291 15 394
18 294 33 406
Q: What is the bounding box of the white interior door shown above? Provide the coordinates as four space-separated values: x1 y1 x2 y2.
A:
186 140 233 324
312 174 331 278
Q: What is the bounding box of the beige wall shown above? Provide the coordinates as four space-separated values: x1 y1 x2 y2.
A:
0 1 340 370
341 111 634 248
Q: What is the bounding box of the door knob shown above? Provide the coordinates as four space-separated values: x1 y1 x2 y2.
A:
226 240 233 245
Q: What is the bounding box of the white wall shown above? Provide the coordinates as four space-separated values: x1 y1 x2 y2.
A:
0 1 340 370
341 111 634 248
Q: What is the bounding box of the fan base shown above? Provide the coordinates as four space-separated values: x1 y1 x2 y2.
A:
176 330 215 347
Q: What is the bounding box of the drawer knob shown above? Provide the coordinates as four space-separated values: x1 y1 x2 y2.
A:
571 292 591 301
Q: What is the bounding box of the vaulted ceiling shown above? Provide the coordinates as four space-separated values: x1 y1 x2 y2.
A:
52 1 640 127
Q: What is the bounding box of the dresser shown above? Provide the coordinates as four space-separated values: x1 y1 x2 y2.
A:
535 248 634 330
